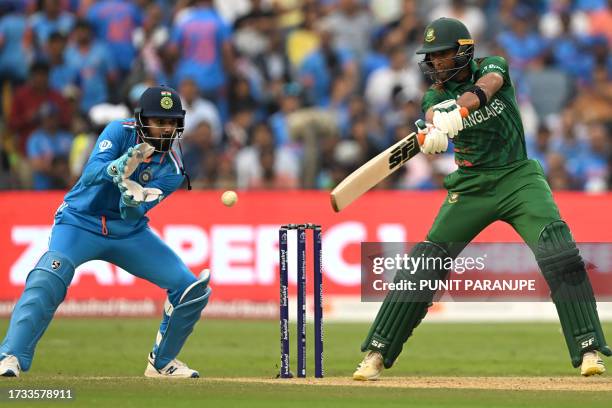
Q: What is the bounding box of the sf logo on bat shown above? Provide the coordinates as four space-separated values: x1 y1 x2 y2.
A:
388 136 419 170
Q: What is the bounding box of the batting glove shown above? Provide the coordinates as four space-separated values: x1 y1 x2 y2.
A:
416 119 448 155
432 99 464 138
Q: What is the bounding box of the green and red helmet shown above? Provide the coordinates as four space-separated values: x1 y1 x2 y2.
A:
416 18 474 84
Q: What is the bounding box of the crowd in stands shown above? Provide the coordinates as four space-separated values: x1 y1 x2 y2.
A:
0 0 610 192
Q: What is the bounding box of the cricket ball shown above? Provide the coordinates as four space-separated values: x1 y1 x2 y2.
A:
221 190 238 207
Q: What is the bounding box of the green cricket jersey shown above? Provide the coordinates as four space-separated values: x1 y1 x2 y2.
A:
421 56 527 168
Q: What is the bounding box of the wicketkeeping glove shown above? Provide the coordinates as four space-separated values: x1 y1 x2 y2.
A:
107 143 155 185
118 179 163 207
416 119 448 155
432 99 464 138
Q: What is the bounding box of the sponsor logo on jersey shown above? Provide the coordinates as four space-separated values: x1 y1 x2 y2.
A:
448 192 459 204
99 140 113 151
482 63 506 74
51 260 61 270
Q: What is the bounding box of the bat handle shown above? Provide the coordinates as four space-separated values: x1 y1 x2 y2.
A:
459 106 469 118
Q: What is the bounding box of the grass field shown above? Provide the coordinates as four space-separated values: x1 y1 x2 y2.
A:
0 319 611 407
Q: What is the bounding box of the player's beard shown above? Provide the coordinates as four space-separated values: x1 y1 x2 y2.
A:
157 134 174 152
144 133 174 152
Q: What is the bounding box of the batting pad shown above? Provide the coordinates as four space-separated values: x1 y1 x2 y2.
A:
361 242 450 368
536 221 612 367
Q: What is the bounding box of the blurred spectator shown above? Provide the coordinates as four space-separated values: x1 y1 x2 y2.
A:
550 109 590 186
325 76 352 132
429 0 486 41
299 21 357 106
360 31 391 87
322 0 374 60
86 0 142 75
228 75 258 116
365 46 421 114
0 4 32 84
547 152 579 189
213 0 252 24
382 92 421 145
0 0 610 192
29 0 75 50
582 122 610 192
527 125 553 172
179 77 222 145
8 61 71 153
288 106 339 188
548 11 597 85
181 120 217 187
235 121 298 189
384 0 424 56
588 0 612 45
497 7 548 73
68 114 95 184
286 3 320 68
345 116 380 164
132 2 169 78
571 63 612 123
232 0 276 59
65 20 117 113
247 146 297 189
224 107 256 152
269 82 302 146
540 0 590 40
153 45 180 90
26 102 73 189
44 32 78 97
169 0 234 119
252 27 293 113
214 154 238 190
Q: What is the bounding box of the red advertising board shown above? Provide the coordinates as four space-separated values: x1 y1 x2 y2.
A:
1 191 611 316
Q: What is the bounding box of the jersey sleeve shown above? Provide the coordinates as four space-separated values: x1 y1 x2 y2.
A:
476 56 511 88
81 120 126 186
119 173 184 221
421 88 448 113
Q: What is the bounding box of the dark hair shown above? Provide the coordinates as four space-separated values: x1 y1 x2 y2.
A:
73 19 93 32
30 60 50 75
48 31 67 43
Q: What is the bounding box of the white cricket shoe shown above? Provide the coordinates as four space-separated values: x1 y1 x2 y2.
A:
0 354 21 377
581 351 605 376
353 351 384 381
144 353 199 378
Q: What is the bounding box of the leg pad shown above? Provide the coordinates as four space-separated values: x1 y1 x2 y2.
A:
537 221 611 367
153 274 211 369
0 251 74 371
361 242 450 368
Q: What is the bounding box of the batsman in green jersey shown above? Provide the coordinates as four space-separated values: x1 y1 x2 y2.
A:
353 17 611 380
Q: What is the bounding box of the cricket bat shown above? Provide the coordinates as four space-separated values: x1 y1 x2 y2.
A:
330 129 421 212
330 108 468 212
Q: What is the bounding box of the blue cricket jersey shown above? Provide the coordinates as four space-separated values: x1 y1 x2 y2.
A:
58 119 185 237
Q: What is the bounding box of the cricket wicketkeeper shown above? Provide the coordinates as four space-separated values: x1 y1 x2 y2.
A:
353 17 611 380
0 86 210 378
